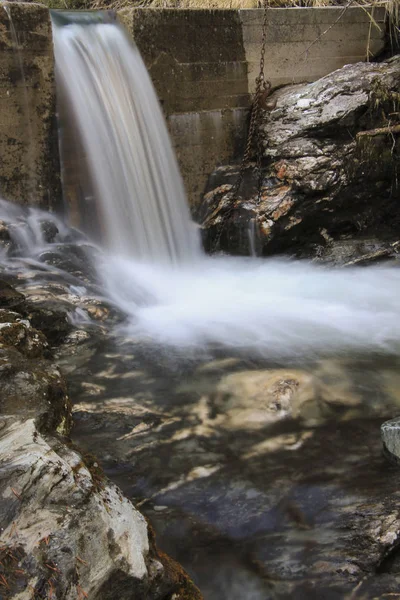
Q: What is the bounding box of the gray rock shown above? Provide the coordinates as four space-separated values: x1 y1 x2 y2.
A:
200 58 400 260
0 278 25 309
381 417 400 463
0 417 150 599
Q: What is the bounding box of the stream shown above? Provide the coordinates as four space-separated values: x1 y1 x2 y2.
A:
2 198 400 597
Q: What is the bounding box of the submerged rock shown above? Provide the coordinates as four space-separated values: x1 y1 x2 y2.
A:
201 57 400 261
70 349 400 599
211 367 362 429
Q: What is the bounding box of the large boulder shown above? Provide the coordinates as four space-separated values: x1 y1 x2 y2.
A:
0 417 201 600
200 57 400 262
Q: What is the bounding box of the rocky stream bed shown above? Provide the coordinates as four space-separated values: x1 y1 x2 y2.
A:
0 210 201 600
1 204 400 600
2 55 400 600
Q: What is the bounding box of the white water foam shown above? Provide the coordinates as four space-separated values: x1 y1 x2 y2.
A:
100 254 400 357
1 196 400 359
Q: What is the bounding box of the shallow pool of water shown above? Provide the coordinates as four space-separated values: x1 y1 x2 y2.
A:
67 338 400 599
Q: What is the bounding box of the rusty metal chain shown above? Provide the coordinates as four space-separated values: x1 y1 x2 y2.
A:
212 0 270 251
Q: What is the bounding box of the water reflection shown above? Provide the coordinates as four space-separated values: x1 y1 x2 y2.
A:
69 339 400 599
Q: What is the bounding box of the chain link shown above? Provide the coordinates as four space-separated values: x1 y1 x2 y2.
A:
212 0 271 251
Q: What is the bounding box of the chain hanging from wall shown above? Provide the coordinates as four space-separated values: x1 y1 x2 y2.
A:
212 0 273 251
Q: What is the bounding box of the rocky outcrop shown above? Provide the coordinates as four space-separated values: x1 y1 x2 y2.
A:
0 280 202 600
381 416 400 462
200 57 400 262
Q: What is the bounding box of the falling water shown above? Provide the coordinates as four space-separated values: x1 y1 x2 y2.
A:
51 14 200 263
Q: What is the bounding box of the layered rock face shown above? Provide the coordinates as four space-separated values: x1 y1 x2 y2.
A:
0 279 202 600
200 57 400 264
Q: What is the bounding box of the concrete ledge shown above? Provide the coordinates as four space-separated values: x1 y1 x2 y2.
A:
240 6 386 91
0 2 60 207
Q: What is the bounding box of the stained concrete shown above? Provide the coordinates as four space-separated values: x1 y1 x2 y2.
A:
118 8 252 206
240 7 387 92
120 7 386 206
0 2 61 208
0 5 388 208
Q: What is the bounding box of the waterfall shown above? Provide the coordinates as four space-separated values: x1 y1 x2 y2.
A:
51 14 200 264
45 12 400 359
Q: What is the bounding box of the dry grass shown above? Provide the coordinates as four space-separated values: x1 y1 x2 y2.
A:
47 0 399 37
91 0 398 10
88 0 400 31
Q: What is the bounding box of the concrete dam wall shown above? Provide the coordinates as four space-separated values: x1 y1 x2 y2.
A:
0 3 387 208
0 2 60 208
120 7 386 206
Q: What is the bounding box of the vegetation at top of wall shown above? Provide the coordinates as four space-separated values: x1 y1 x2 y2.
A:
40 0 400 49
34 0 397 11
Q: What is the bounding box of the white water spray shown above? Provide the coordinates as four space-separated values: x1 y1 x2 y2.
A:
100 254 400 357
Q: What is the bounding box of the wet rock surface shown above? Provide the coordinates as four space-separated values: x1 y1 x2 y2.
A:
69 340 400 599
0 277 201 598
3 197 395 598
200 57 400 261
3 216 400 600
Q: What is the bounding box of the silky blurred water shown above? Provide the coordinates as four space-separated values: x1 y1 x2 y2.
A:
52 18 200 263
99 253 400 359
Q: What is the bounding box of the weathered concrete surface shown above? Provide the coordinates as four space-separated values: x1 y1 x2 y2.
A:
0 2 61 208
119 7 386 206
169 109 248 205
200 57 400 260
240 6 387 92
118 9 250 115
120 7 386 112
118 8 251 207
